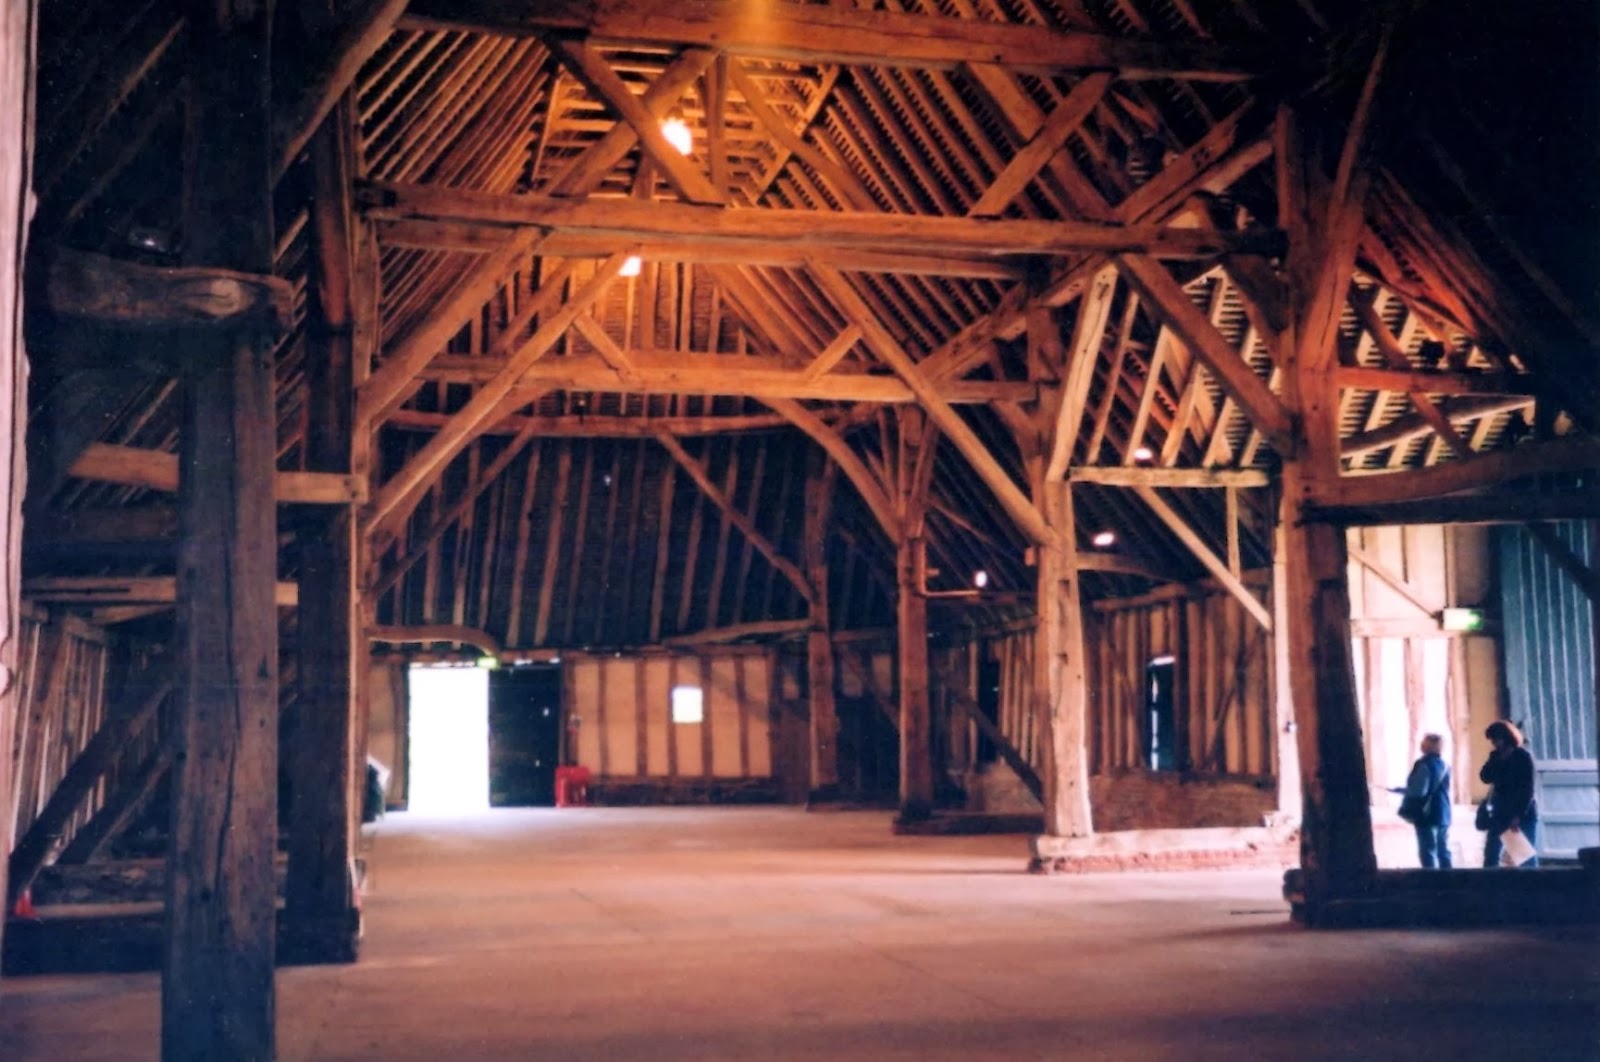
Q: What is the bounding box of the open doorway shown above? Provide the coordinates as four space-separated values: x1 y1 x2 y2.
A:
488 664 564 806
406 665 491 814
1146 656 1177 772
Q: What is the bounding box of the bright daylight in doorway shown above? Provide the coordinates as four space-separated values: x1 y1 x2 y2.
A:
407 665 490 814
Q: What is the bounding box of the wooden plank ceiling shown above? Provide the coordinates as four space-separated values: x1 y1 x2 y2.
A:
20 0 1597 652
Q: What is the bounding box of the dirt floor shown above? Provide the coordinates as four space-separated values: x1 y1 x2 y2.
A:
1 806 1596 1060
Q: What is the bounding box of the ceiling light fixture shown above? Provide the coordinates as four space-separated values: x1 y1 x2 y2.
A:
973 570 989 589
1091 530 1117 548
660 116 693 156
1132 446 1154 463
620 254 642 277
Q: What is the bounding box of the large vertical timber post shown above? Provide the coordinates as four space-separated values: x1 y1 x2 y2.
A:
1276 100 1378 910
1269 516 1303 820
286 93 361 964
0 0 38 962
1038 480 1091 840
895 410 934 824
803 451 839 802
164 1 279 1058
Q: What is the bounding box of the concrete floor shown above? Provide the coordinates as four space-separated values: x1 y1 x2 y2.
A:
2 807 1596 1060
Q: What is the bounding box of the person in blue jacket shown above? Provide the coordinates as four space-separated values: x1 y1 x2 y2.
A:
1401 733 1452 868
1479 720 1538 868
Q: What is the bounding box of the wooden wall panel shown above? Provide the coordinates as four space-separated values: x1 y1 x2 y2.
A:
642 656 669 775
573 660 603 773
568 650 775 787
7 612 111 856
709 656 741 777
1086 582 1273 779
612 657 647 775
668 656 703 778
743 655 774 778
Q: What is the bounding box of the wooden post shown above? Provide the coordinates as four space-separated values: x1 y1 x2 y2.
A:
0 0 37 960
286 93 361 964
803 452 840 800
165 2 279 1058
1036 480 1092 842
895 410 936 823
896 532 932 822
1270 516 1302 819
1275 100 1378 904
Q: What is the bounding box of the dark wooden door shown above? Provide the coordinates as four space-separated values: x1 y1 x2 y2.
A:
488 665 563 807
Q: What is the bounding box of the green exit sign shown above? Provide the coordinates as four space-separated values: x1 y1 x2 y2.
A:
1439 608 1486 633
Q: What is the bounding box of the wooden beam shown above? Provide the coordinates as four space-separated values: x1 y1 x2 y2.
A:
6 673 171 908
809 262 1052 546
1306 492 1600 527
1068 466 1270 488
1117 255 1294 457
1074 550 1178 581
424 352 1036 404
725 60 875 211
354 226 548 428
403 0 1266 80
1321 437 1600 508
659 617 812 646
1045 264 1118 480
360 180 1283 260
1340 396 1532 459
800 325 863 383
286 101 362 964
550 39 724 205
39 246 293 331
1132 485 1272 630
272 0 409 176
929 654 1044 804
765 398 901 541
55 744 174 865
365 256 625 534
379 221 1026 279
1348 543 1438 617
367 624 505 659
372 422 542 599
167 2 279 1051
654 431 812 604
67 443 366 503
548 47 717 196
26 576 299 606
387 408 798 436
969 73 1111 219
1336 364 1536 397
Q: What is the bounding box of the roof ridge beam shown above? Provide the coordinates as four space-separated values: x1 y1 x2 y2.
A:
402 0 1266 80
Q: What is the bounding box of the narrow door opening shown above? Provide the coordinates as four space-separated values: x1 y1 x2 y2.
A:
406 665 490 814
975 658 1002 766
488 664 564 806
1146 656 1177 772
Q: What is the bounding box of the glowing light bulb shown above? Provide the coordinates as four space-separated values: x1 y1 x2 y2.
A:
1132 446 1154 463
620 254 642 277
1092 530 1117 548
973 570 989 589
660 117 693 156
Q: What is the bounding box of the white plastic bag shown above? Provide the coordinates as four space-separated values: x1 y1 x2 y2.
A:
1499 826 1536 867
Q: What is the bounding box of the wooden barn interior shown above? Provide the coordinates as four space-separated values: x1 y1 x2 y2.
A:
0 0 1597 1057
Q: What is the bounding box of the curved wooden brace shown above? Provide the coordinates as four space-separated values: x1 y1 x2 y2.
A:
765 397 901 541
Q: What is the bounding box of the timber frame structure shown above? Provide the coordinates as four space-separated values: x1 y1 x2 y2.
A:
2 0 1598 1057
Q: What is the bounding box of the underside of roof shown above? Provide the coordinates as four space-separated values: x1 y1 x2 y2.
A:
21 0 1600 653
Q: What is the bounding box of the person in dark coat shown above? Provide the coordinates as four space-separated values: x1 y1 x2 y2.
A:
1479 720 1538 868
1401 733 1452 868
